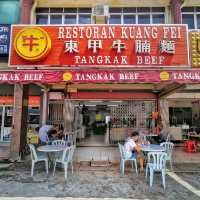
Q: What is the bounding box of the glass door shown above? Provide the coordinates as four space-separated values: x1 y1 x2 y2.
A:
3 106 13 142
0 106 13 142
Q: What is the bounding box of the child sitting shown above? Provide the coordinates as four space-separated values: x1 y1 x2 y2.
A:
124 131 145 172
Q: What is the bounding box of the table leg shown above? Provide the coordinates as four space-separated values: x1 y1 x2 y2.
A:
47 153 56 169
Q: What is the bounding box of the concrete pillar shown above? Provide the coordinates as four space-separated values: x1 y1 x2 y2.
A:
171 0 182 24
10 84 29 160
159 99 170 129
40 89 49 126
20 0 34 24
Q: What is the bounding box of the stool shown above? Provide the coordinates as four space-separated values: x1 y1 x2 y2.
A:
184 140 197 153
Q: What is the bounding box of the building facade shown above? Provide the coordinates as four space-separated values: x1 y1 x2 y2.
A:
1 0 200 161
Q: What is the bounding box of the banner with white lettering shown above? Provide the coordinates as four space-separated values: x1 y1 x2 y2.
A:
1 70 200 83
10 25 188 67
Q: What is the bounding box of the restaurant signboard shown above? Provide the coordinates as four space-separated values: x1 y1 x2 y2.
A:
190 31 200 67
9 25 188 67
1 70 200 83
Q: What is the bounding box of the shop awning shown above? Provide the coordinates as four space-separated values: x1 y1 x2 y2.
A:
1 70 200 84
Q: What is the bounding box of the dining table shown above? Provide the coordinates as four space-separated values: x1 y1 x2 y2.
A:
37 145 69 167
141 144 165 152
37 145 68 153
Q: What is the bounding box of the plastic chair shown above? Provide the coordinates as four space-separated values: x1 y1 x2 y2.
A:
52 140 68 146
118 143 138 175
145 152 167 189
165 134 171 142
64 131 77 146
139 133 147 143
28 144 49 176
52 140 69 159
53 145 75 180
160 142 174 170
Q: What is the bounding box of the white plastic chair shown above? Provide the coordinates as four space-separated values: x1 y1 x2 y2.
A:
139 133 147 143
53 145 75 180
160 142 174 170
145 152 167 189
28 144 49 176
51 140 69 159
52 140 68 146
118 143 138 175
64 131 77 146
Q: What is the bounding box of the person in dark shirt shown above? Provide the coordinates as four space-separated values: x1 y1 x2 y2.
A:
47 129 58 141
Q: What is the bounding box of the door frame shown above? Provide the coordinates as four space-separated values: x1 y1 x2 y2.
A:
0 105 13 142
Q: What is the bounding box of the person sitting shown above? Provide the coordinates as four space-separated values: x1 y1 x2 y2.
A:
47 129 59 141
39 124 61 144
158 125 168 143
124 131 145 172
39 125 52 144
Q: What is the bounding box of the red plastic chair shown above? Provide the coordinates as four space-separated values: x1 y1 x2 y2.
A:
184 140 197 153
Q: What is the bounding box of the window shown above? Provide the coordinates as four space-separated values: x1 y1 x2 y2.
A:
169 107 192 126
138 15 150 24
197 15 200 29
182 7 200 29
152 14 165 24
124 15 136 24
36 8 92 24
109 15 121 24
36 15 48 24
79 14 91 24
108 7 165 24
35 7 165 25
64 15 76 24
50 15 62 24
28 107 40 125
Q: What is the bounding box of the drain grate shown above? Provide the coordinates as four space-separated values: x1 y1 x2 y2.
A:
77 160 115 171
90 160 112 167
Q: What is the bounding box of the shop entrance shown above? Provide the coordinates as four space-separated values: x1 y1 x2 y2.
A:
78 102 109 146
76 100 156 146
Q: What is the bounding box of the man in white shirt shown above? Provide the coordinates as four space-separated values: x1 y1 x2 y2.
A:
124 131 144 172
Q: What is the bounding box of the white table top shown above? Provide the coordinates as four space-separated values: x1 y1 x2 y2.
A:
141 144 165 152
146 134 158 137
37 145 68 152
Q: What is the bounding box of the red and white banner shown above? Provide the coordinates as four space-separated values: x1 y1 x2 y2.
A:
10 25 189 67
1 70 200 83
0 71 62 83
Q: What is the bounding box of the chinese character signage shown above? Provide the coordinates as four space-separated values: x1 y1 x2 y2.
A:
1 70 200 84
190 31 200 67
0 25 10 54
9 25 188 67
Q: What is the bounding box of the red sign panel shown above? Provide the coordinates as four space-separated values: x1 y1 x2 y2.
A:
10 25 189 67
1 70 200 83
0 71 62 83
0 96 40 106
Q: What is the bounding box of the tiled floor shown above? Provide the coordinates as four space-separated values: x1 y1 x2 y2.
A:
77 134 105 147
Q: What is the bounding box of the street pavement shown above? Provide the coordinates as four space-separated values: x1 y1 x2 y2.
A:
0 162 199 200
